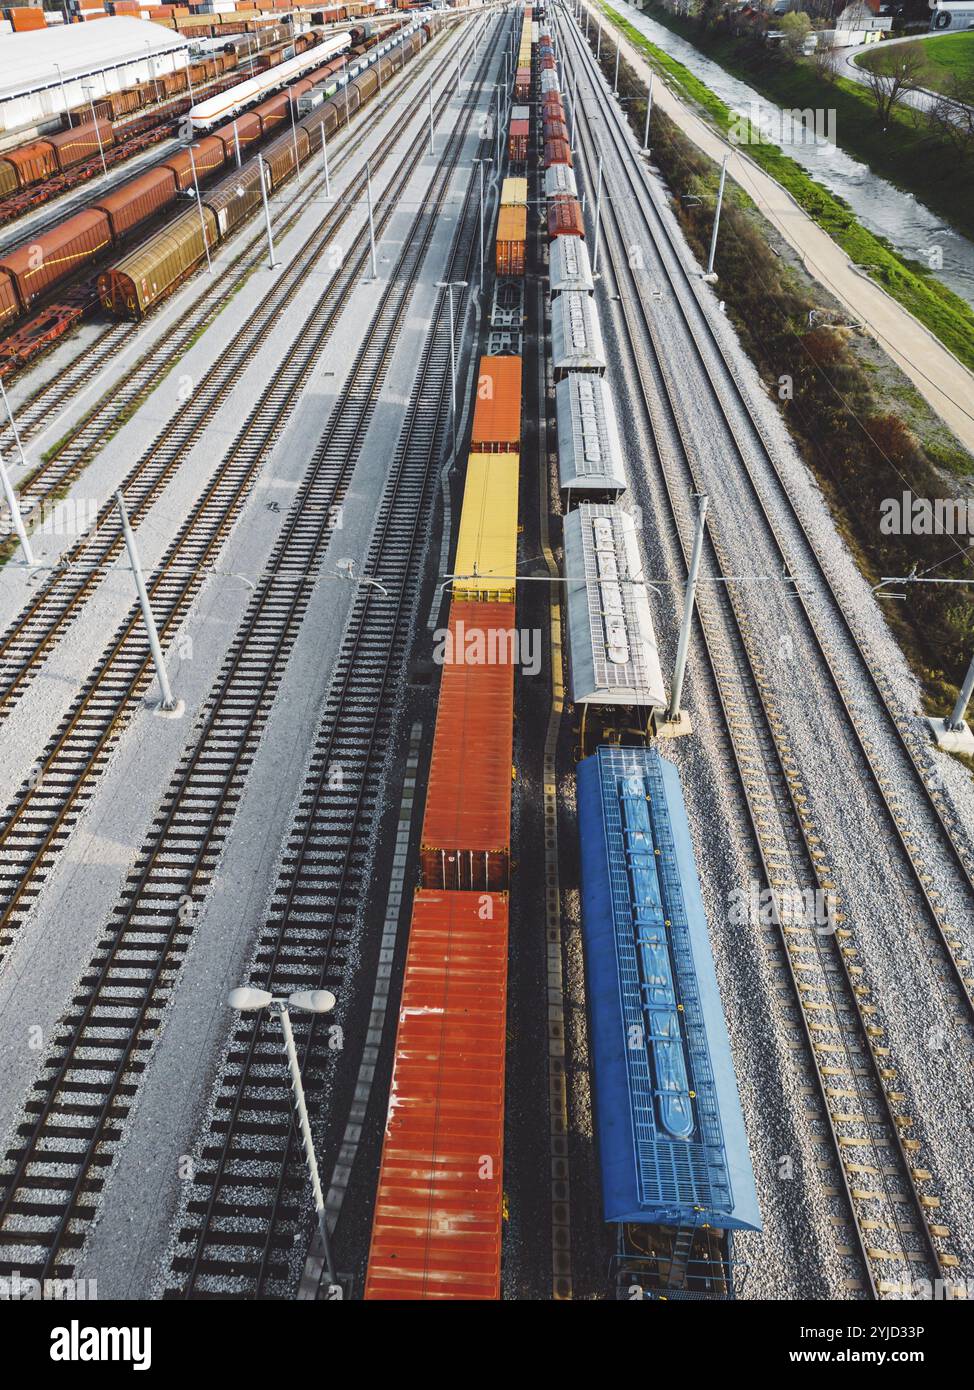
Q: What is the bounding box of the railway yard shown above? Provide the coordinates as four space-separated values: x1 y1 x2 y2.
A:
0 0 972 1333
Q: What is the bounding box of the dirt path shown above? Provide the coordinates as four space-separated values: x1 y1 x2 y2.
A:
582 0 974 454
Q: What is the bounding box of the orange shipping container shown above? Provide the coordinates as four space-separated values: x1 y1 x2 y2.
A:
9 8 47 31
470 355 522 452
364 889 509 1301
495 204 526 279
419 601 515 892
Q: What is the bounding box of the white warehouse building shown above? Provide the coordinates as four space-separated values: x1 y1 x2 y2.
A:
0 17 189 140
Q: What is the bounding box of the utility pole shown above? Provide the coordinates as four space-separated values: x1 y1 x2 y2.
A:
614 39 620 93
643 71 654 151
365 160 378 280
232 119 242 169
0 447 33 566
429 76 435 155
666 494 708 727
82 85 108 176
320 120 330 197
289 97 301 175
591 153 603 275
0 377 27 469
117 491 178 715
188 146 213 274
706 153 728 280
258 153 278 269
570 68 578 152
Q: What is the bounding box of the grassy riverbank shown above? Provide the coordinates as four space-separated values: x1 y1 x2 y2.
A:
593 2 974 371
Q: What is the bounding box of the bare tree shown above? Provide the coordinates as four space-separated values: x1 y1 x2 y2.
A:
812 39 839 83
928 74 974 163
861 43 929 128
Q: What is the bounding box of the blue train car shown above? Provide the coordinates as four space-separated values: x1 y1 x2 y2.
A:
577 746 761 1299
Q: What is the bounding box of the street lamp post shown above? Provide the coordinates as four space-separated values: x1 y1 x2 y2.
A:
365 160 378 280
229 988 339 1293
53 61 71 126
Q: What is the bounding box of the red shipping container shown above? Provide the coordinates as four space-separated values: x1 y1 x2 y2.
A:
543 137 572 169
92 165 179 240
542 95 565 121
543 118 569 144
420 601 515 893
547 195 585 240
508 118 528 163
0 208 112 309
364 889 508 1301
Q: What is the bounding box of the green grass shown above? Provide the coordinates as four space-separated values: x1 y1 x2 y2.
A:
857 32 974 97
595 3 974 372
631 3 974 241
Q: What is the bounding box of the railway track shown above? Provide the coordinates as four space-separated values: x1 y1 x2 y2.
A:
0 38 479 957
0 30 453 517
0 16 504 1289
166 67 492 1307
561 7 969 1297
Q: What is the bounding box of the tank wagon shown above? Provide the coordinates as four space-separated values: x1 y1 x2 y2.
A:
577 746 762 1298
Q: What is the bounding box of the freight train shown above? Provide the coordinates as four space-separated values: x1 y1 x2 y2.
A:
536 16 761 1297
0 18 434 335
99 19 433 320
364 7 533 1303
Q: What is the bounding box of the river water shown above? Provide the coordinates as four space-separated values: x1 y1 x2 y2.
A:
603 0 974 307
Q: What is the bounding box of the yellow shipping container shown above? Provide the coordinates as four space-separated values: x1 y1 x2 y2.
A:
501 177 528 208
454 453 520 603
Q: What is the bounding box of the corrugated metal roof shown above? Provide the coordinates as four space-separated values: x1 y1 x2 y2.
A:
556 373 627 496
501 176 528 207
577 746 762 1233
563 503 665 708
549 233 593 294
0 16 186 101
454 452 519 603
364 889 509 1300
545 163 578 200
551 291 606 372
420 600 515 891
496 204 526 242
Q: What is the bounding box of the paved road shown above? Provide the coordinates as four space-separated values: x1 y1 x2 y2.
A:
839 31 973 120
591 0 974 452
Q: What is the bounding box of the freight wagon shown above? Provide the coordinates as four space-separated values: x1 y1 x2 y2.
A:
419 594 516 891
508 118 528 163
470 355 522 452
363 887 509 1300
97 25 429 319
495 205 526 278
577 746 761 1298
